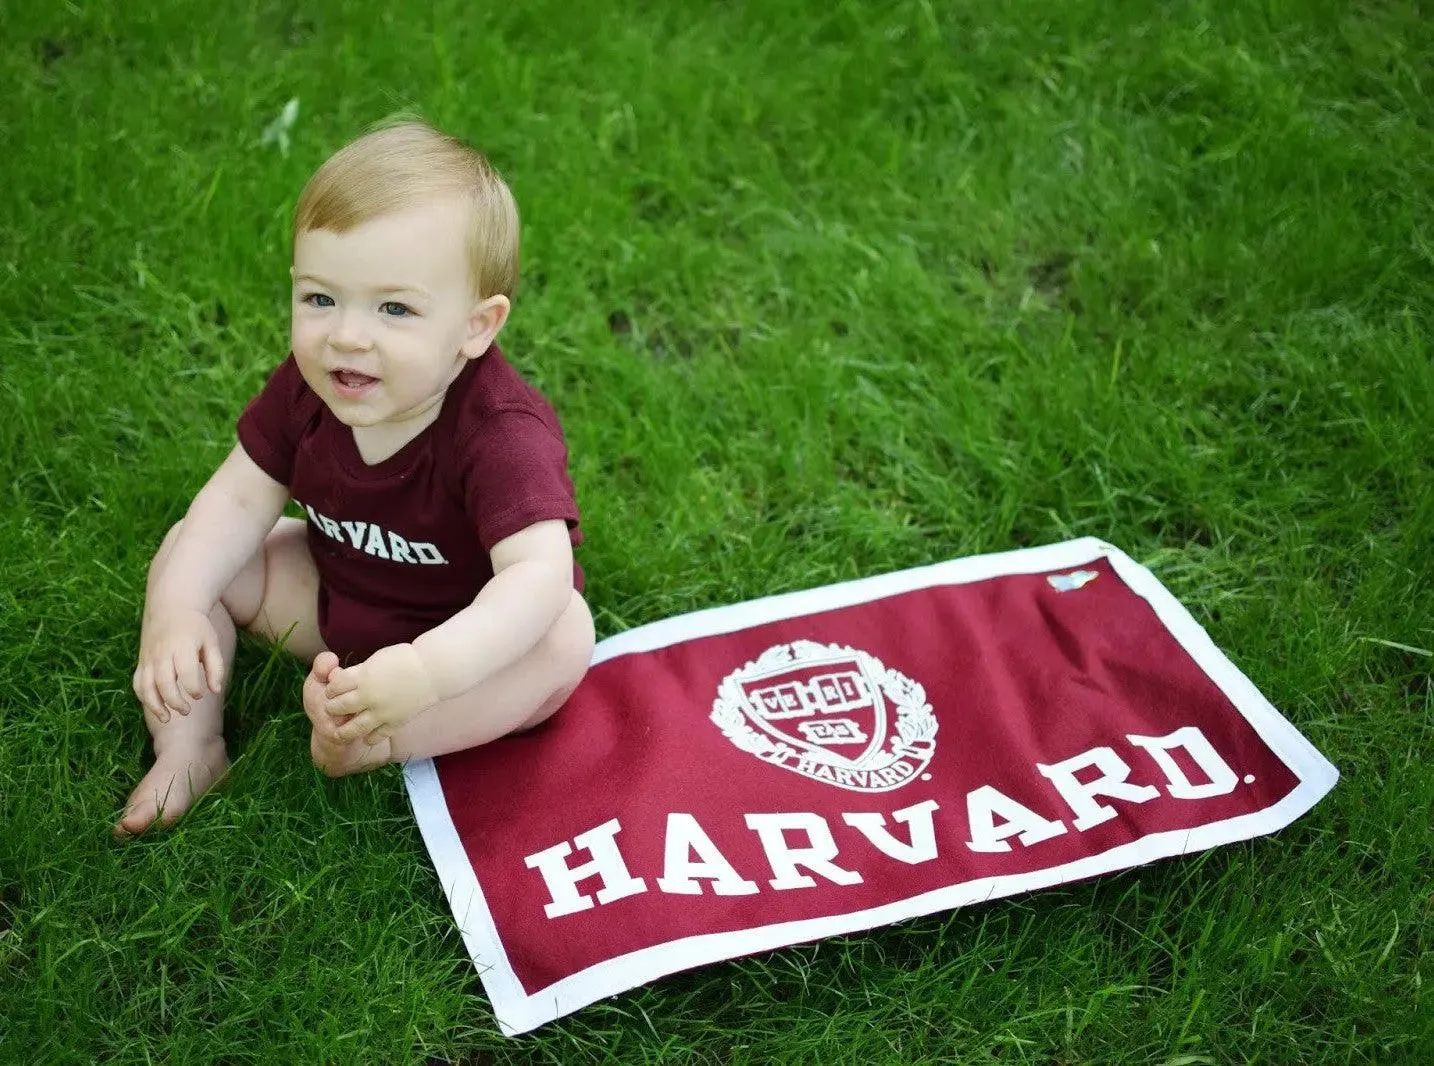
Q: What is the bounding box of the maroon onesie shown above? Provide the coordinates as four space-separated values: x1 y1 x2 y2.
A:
236 347 582 664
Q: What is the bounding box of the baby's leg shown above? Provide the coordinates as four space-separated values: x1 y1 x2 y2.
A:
309 591 595 777
116 517 323 836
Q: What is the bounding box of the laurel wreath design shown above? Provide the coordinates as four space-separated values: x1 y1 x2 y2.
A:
710 640 937 772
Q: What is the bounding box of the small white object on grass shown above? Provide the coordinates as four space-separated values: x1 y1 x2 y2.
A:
260 97 300 156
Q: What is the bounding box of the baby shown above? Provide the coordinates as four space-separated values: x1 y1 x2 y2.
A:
118 120 594 837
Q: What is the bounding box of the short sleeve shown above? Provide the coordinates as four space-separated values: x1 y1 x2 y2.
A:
236 356 309 487
459 408 581 552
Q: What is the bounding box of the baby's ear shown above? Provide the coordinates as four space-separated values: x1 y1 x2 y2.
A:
461 295 511 358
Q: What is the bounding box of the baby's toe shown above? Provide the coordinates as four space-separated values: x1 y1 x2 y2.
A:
113 802 155 839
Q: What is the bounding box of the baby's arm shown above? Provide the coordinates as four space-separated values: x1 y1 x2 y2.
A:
322 519 575 742
136 445 289 718
415 519 575 695
150 446 290 610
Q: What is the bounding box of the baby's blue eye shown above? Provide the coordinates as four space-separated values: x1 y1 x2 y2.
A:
304 293 334 308
380 301 413 317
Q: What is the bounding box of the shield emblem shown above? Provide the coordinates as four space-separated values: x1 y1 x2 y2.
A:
737 651 887 767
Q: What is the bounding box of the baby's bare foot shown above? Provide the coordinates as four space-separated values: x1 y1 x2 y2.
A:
115 738 229 838
310 727 391 779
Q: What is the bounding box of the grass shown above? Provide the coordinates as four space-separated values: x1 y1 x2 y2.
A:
1 0 1431 1060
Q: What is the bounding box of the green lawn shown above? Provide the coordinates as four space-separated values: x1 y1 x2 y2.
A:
2 0 1431 1061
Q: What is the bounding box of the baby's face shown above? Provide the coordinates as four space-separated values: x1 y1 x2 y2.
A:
291 196 484 432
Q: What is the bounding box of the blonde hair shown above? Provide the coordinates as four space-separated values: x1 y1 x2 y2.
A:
294 119 520 299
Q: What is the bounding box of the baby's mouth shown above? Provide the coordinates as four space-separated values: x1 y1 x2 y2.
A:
331 369 379 389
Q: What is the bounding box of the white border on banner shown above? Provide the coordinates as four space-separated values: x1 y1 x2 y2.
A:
402 537 1339 1036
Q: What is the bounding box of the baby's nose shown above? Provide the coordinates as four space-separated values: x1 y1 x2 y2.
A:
329 311 373 350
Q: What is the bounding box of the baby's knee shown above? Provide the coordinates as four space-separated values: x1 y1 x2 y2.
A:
538 593 595 681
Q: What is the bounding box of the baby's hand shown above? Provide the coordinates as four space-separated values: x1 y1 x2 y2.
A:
322 643 440 746
133 607 223 722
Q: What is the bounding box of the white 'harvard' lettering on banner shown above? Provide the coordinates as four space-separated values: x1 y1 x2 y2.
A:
295 500 448 565
524 725 1243 919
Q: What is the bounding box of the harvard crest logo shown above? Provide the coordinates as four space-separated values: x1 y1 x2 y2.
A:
710 641 938 792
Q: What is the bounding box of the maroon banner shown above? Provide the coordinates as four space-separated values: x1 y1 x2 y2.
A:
404 539 1337 1034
